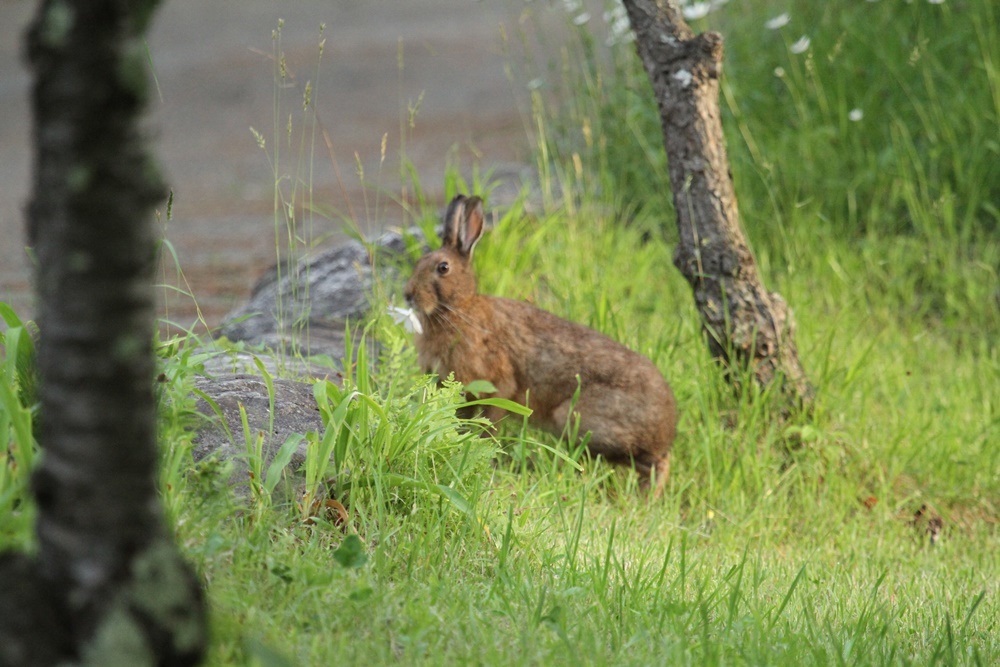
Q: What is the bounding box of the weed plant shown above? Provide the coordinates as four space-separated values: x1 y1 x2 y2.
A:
1 2 998 664
0 303 37 551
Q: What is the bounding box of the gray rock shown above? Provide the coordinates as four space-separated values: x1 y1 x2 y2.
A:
217 227 418 361
192 374 325 500
198 340 344 381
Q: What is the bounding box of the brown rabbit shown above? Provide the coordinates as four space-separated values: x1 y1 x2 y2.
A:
404 195 677 498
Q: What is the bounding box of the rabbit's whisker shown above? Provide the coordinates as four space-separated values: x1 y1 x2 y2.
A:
438 303 491 337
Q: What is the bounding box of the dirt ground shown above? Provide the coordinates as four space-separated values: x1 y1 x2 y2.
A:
0 1 560 329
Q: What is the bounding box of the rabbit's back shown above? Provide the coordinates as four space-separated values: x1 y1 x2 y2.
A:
476 296 677 450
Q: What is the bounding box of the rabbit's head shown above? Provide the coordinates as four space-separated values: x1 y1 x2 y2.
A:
404 195 486 328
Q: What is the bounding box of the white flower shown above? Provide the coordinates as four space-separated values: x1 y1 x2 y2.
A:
848 108 864 122
765 13 790 30
603 5 625 24
774 66 786 78
572 12 591 26
682 2 711 20
790 36 811 54
604 4 634 46
388 306 423 335
927 0 945 4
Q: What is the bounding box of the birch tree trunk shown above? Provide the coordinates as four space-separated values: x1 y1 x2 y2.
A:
621 0 812 405
0 1 207 664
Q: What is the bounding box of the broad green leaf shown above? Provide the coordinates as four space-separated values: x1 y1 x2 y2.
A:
464 379 497 396
333 534 368 569
264 433 305 496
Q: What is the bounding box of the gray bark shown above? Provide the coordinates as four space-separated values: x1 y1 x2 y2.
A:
622 0 812 405
0 1 207 664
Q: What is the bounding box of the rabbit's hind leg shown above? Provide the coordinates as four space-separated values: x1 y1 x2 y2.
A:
628 450 670 500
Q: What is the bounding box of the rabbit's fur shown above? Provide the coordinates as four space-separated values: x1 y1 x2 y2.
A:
405 195 677 498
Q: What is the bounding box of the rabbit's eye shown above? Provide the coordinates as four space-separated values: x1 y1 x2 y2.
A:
436 261 450 276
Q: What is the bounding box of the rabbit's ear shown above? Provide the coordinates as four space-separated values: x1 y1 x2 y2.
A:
442 194 468 250
458 197 486 258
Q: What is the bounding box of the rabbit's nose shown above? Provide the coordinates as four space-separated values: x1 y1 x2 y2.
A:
404 291 415 307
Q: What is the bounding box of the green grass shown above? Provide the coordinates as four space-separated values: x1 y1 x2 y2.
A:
3 1 999 664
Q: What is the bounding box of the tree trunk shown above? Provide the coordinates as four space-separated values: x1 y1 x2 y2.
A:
621 0 812 405
0 1 207 665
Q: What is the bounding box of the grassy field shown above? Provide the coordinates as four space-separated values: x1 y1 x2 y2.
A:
2 1 999 664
